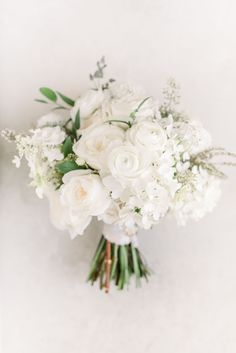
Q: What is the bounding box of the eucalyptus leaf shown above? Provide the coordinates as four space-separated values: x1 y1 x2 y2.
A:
34 98 48 104
39 87 57 102
57 92 75 106
52 106 67 111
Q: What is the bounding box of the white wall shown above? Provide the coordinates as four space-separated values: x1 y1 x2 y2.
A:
1 1 236 352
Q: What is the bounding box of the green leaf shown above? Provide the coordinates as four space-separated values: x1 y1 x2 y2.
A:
39 87 57 102
34 98 48 104
52 106 67 111
57 92 75 106
74 109 80 129
131 244 141 281
62 137 73 157
111 244 118 280
56 160 81 174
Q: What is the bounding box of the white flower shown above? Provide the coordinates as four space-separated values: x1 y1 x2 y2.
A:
60 171 111 237
102 223 138 246
98 202 120 224
171 120 212 154
102 175 123 199
12 155 21 168
73 123 125 170
70 89 104 121
37 112 66 128
126 121 167 152
108 82 157 122
130 179 171 228
30 126 66 162
44 188 67 231
44 148 64 162
32 126 66 146
173 168 221 225
107 144 151 184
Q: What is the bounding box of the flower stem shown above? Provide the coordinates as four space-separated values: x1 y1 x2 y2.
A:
105 240 111 293
87 235 151 292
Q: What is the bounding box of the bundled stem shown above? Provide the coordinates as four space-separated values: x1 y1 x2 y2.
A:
87 236 151 292
105 241 111 293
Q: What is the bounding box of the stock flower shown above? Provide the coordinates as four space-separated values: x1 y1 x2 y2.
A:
32 126 66 146
37 112 66 128
73 123 125 170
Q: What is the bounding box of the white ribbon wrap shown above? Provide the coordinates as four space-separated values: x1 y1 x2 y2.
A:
102 223 138 247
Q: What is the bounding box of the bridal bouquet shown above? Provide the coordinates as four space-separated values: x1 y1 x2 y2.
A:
3 58 235 292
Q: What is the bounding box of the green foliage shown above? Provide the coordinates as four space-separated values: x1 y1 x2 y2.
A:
74 109 81 129
87 236 151 291
34 99 48 104
57 92 75 106
62 137 73 157
56 160 85 175
39 87 57 102
89 56 107 80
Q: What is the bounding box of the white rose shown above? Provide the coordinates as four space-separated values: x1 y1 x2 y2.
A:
44 188 67 231
32 126 66 146
60 171 111 237
45 187 91 238
107 144 151 184
108 82 156 121
126 121 167 152
37 112 66 128
70 89 104 121
73 123 125 170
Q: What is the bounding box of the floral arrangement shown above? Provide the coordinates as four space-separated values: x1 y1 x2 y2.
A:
3 58 235 292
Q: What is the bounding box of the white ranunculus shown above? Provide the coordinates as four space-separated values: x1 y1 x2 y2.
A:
126 121 167 152
60 171 111 237
70 89 104 121
73 123 125 170
37 112 66 128
32 126 66 146
107 144 151 184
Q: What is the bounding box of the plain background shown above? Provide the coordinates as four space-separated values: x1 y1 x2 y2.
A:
1 0 236 352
